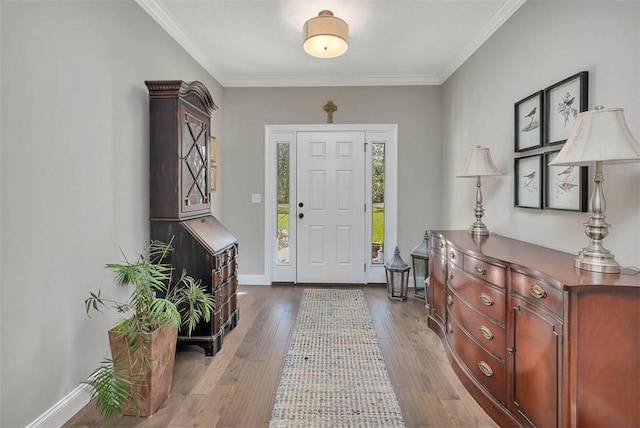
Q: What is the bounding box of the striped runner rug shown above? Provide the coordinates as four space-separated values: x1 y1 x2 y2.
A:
269 288 406 427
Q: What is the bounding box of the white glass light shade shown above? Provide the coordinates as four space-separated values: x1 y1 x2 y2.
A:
549 107 640 166
456 146 501 177
303 10 349 59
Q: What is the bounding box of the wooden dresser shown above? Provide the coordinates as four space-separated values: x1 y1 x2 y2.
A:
428 231 640 427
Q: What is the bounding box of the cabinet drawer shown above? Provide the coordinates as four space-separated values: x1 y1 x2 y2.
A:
447 245 464 267
511 270 563 317
448 289 505 360
448 264 506 323
229 261 237 277
447 315 506 404
221 263 230 282
222 301 230 323
230 293 237 313
431 235 446 255
229 244 238 259
213 287 222 309
221 279 231 302
231 275 238 294
464 254 506 288
212 308 221 335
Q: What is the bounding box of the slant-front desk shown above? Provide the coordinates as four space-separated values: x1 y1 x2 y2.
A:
428 231 639 428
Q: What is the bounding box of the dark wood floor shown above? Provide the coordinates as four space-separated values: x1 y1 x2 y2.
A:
65 285 498 427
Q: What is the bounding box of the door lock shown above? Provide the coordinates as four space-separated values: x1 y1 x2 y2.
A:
298 213 304 219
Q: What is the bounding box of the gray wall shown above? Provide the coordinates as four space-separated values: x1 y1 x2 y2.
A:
441 0 640 267
221 86 443 276
0 1 223 426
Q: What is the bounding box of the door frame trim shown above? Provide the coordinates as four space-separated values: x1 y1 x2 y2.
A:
264 124 398 284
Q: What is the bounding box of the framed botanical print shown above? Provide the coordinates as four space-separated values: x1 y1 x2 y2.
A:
544 71 588 145
210 136 218 163
514 154 542 209
515 91 543 152
210 165 217 191
544 151 588 211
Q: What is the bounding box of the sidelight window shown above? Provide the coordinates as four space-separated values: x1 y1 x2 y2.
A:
371 142 385 264
276 142 290 264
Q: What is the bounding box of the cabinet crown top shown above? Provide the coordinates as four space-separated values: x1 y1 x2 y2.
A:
145 80 218 115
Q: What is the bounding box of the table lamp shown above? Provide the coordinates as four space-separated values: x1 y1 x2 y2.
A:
456 146 502 236
549 106 640 273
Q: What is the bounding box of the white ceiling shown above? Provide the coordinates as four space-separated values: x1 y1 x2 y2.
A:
136 0 526 87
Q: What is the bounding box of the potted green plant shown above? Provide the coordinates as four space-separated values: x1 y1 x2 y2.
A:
83 238 214 419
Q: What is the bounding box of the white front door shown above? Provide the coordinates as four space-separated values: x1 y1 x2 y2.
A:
296 131 366 283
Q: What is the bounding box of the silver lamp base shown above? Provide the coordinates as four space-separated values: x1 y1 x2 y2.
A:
574 246 620 273
468 221 489 236
573 161 621 274
468 176 490 236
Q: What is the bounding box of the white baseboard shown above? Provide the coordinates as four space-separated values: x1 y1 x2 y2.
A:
27 384 92 428
237 274 269 285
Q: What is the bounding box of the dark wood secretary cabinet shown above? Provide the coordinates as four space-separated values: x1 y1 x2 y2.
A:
427 231 640 428
146 80 239 357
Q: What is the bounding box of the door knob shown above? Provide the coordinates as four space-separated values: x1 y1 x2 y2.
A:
299 202 304 207
298 213 304 219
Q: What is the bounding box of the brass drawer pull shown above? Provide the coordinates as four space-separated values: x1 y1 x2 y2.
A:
448 250 456 260
530 283 547 299
479 293 494 306
448 272 454 280
439 241 445 249
448 323 453 334
479 325 494 340
475 264 487 275
478 361 494 377
447 295 453 306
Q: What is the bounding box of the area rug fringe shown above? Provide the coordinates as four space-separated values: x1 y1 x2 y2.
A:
269 289 406 427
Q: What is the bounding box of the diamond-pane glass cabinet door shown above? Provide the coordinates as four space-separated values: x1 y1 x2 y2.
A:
181 108 209 213
146 80 218 221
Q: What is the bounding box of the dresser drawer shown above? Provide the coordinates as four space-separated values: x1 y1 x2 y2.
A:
447 245 464 267
431 235 446 255
448 264 506 323
448 289 505 360
447 315 506 404
511 270 563 317
464 254 506 288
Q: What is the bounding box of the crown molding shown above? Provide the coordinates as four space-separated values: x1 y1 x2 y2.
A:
134 0 227 86
438 0 527 84
223 74 441 88
137 0 525 88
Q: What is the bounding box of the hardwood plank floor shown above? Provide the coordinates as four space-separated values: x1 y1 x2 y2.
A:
64 285 498 427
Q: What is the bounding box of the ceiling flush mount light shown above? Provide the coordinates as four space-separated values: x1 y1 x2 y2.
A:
303 10 349 58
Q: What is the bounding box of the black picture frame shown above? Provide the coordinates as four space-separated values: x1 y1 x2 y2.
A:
515 91 543 152
514 154 543 209
544 71 588 146
544 151 588 212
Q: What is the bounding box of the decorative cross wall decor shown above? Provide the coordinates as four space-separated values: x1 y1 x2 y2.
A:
323 100 337 123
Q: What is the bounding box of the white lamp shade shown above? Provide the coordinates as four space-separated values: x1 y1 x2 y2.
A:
456 146 501 177
549 107 640 166
303 10 349 58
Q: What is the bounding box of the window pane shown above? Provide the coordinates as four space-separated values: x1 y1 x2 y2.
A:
371 143 385 264
277 143 290 264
